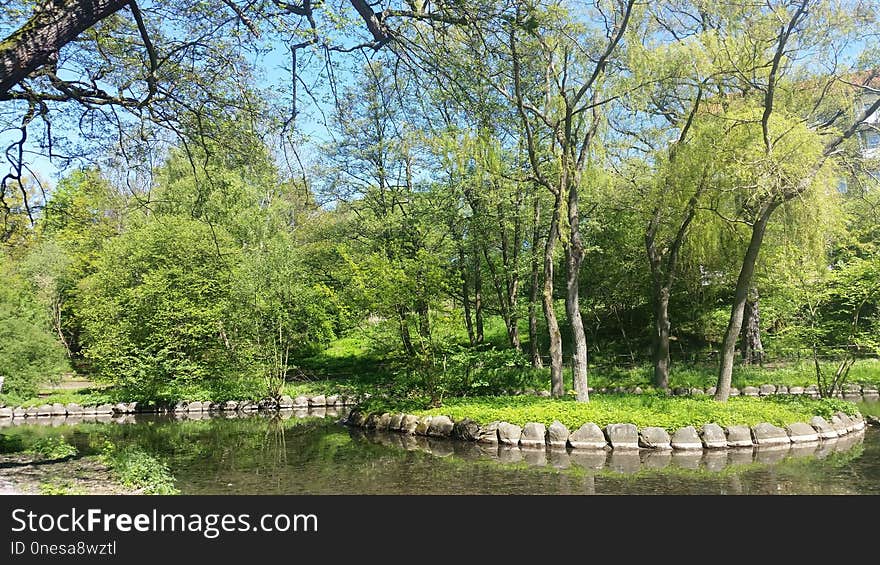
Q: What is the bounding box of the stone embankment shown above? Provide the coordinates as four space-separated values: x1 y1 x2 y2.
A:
354 424 866 474
345 408 866 452
0 394 357 424
344 381 875 453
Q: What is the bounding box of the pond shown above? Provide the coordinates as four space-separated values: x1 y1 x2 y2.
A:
2 401 879 495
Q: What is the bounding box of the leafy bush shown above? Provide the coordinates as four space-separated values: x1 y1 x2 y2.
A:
99 444 179 495
375 345 548 405
79 217 255 402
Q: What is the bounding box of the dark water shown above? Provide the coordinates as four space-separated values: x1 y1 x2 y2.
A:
2 402 879 495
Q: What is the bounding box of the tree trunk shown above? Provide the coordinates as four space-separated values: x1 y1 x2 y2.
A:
715 202 779 401
506 185 523 352
645 182 703 390
474 252 484 344
565 257 588 401
0 0 131 97
544 192 564 397
507 316 520 350
652 285 671 390
416 299 430 344
565 171 589 402
458 246 475 345
52 298 73 359
397 306 415 357
741 287 764 365
529 193 543 368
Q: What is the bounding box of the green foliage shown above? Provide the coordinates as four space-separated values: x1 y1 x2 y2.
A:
99 443 179 495
151 127 282 248
233 231 340 399
585 359 880 391
28 168 121 359
0 256 70 396
2 1 879 415
25 437 78 460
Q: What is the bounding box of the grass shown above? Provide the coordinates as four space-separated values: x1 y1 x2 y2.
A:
297 332 394 384
38 481 86 495
363 393 859 432
0 387 116 408
569 358 880 392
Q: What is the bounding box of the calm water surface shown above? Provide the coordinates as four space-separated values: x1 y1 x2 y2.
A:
2 401 879 495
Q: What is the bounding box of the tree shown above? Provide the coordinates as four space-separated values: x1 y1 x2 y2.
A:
24 168 121 360
0 0 486 219
235 232 340 400
0 254 70 397
505 0 636 400
640 90 708 389
711 0 880 401
615 2 730 389
322 60 448 358
0 0 412 99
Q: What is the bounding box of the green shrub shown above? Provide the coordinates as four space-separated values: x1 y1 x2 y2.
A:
79 217 254 402
99 444 179 495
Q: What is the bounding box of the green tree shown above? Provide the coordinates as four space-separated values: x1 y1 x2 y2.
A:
710 0 878 400
0 255 70 397
504 0 637 400
234 232 340 399
79 216 248 401
24 168 122 360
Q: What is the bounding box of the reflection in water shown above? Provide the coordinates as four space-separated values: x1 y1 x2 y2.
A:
1 407 878 495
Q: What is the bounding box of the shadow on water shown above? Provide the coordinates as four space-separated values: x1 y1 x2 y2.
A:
1 403 879 494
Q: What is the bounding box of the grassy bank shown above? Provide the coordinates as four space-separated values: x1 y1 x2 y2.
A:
362 394 859 432
0 432 173 495
298 329 880 396
3 343 878 409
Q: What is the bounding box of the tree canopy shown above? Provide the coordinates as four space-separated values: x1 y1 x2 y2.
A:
1 0 879 404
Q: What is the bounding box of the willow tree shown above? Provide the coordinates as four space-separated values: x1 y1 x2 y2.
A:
622 20 718 389
702 0 880 401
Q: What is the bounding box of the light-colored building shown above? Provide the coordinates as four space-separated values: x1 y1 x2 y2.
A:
855 72 879 160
